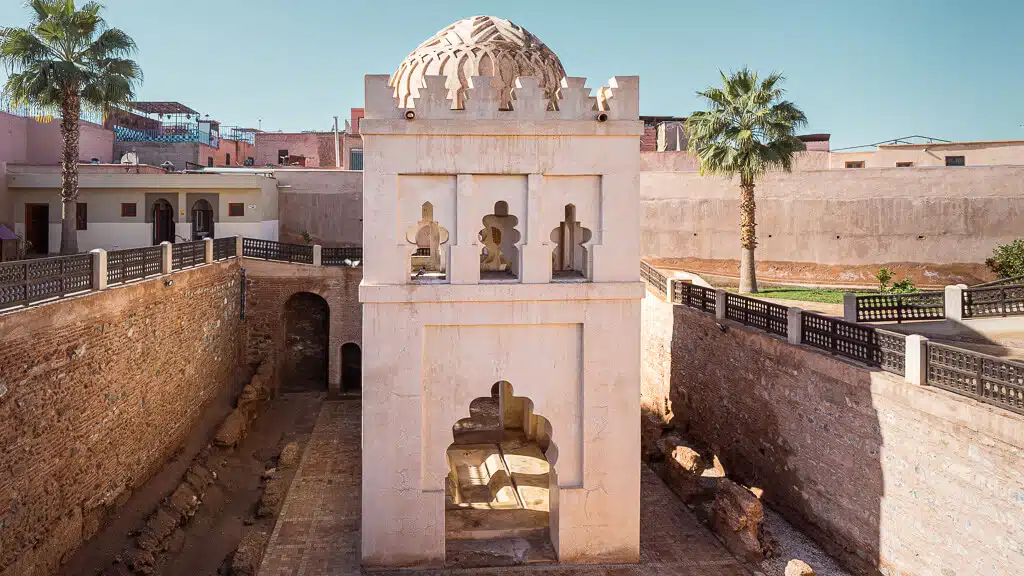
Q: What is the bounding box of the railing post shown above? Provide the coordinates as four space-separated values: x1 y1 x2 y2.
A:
160 241 173 274
715 289 727 322
904 334 929 385
787 307 803 345
90 249 108 290
204 237 214 264
236 235 244 259
944 284 964 321
843 292 858 323
313 244 323 266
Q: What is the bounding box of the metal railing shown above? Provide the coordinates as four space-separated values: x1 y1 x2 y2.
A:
241 238 313 264
323 246 363 266
0 254 94 311
926 342 1023 416
855 291 945 323
107 246 162 285
962 283 1024 318
671 281 717 315
724 293 789 338
971 275 1024 288
172 241 205 270
213 237 237 261
640 261 668 299
801 312 906 376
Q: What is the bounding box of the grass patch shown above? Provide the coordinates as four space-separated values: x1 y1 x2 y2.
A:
729 286 876 304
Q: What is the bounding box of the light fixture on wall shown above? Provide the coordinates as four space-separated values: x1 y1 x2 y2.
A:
405 110 416 120
596 112 608 122
164 279 174 287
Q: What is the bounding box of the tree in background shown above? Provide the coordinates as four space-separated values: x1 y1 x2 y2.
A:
1 0 141 254
686 68 806 293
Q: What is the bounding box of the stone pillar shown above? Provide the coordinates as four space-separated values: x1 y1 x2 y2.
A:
521 174 551 284
313 244 323 266
204 237 214 264
944 285 964 321
905 335 929 385
787 307 803 345
715 289 727 321
450 175 480 285
843 292 858 323
235 235 244 259
90 249 107 290
160 241 173 274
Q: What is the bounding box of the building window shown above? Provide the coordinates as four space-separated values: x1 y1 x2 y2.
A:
896 162 914 167
207 157 214 167
76 203 87 230
349 148 363 170
278 149 289 163
945 155 965 167
229 203 245 217
121 203 137 217
845 161 865 169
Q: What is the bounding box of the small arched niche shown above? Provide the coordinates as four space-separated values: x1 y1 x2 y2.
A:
341 342 361 394
479 201 521 282
407 201 450 282
549 203 592 281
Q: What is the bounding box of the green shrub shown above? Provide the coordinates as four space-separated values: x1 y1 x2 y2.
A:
875 267 893 293
890 278 918 293
985 239 1024 278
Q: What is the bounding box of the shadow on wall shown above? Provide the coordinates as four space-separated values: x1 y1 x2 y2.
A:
646 301 886 575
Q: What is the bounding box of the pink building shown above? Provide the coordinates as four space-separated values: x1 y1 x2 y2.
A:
0 111 115 165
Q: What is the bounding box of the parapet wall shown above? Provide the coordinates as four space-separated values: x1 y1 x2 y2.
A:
640 165 1024 266
641 293 1024 575
0 261 243 575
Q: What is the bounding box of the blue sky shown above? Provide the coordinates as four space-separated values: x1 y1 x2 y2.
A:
2 0 1022 148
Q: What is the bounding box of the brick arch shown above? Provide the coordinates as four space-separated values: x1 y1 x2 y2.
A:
281 291 330 391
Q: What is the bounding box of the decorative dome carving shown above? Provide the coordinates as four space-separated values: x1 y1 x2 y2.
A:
390 16 567 111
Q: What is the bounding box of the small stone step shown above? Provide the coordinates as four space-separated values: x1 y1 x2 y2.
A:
445 535 556 568
446 508 549 540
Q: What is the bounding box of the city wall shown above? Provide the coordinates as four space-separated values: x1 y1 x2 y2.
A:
0 261 243 576
641 292 1024 575
639 165 1024 266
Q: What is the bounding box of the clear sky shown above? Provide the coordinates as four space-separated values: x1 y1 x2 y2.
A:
2 0 1022 148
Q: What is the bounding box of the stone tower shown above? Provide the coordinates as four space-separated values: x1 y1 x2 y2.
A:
360 15 644 568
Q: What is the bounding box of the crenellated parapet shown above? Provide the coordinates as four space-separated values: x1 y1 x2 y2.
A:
364 73 640 123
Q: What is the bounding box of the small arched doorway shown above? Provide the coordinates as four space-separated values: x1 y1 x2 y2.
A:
282 292 329 392
341 343 361 394
152 199 174 245
191 199 214 240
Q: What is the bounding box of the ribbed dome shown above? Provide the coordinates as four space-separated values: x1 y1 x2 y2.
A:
390 15 566 111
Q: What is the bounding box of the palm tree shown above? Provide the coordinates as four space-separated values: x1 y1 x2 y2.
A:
686 68 806 293
1 0 141 254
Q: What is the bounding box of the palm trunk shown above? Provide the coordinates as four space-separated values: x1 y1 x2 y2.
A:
59 92 81 255
739 180 758 293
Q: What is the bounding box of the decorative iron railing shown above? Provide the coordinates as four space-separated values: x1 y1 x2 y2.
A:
107 246 162 285
640 261 668 299
671 281 717 315
0 254 94 310
323 246 363 266
855 291 945 323
801 312 906 375
172 241 205 270
971 275 1024 288
241 238 314 264
724 293 789 337
926 342 1023 416
962 283 1024 318
213 237 237 261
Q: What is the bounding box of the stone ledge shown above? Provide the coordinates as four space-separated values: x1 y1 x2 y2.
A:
360 281 645 304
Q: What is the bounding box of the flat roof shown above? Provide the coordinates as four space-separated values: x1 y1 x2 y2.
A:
127 101 200 115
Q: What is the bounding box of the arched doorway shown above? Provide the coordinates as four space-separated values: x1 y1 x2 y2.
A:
446 382 555 559
191 199 214 240
152 199 174 245
341 343 361 394
282 292 329 392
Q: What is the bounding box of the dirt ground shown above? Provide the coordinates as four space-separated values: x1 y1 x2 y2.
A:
58 391 324 576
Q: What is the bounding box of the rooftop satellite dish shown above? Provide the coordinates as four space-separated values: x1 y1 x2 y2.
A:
120 152 139 165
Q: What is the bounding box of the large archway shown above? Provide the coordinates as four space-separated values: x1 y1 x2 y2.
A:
445 382 556 562
282 292 329 392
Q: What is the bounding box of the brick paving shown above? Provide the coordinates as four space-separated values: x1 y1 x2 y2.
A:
259 398 750 576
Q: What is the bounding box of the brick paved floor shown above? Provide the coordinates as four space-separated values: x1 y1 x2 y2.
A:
259 399 750 576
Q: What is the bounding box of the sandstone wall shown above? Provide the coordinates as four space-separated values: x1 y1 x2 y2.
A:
0 261 243 576
276 170 362 246
641 297 1024 575
242 259 361 395
639 165 1024 266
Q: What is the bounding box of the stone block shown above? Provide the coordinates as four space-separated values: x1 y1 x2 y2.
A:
661 435 706 502
785 559 816 576
710 478 764 562
278 442 301 469
214 409 248 448
231 529 270 576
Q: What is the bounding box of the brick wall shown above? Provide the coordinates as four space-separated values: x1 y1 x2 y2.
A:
642 296 1024 575
0 261 243 576
242 259 361 395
